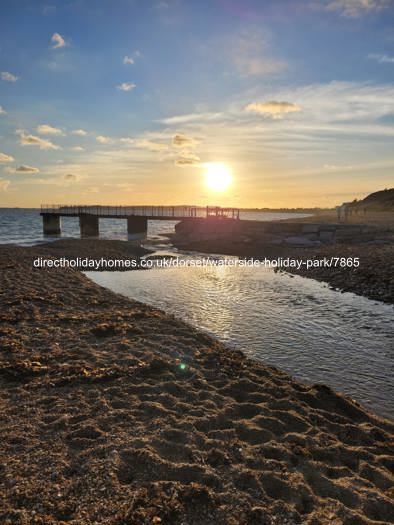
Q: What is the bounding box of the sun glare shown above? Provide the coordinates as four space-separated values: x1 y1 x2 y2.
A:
204 163 232 192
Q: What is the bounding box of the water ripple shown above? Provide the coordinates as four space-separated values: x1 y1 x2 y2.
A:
87 263 394 420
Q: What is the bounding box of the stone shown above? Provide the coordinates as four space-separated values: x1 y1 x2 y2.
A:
319 231 334 242
302 224 319 234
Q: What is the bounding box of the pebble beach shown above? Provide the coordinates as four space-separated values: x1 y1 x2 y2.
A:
0 241 393 524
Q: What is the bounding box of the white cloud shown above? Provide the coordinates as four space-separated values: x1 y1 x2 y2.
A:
72 129 88 136
0 106 6 115
117 82 136 92
368 53 394 64
246 101 301 119
123 50 141 65
15 165 40 173
19 132 61 150
0 178 10 190
1 71 18 82
51 32 66 49
0 152 14 162
37 124 63 135
323 0 389 17
119 137 135 145
70 146 84 151
96 135 113 144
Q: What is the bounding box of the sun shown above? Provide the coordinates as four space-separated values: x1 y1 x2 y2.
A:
204 163 232 192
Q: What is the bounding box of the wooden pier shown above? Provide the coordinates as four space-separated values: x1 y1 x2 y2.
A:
40 205 240 239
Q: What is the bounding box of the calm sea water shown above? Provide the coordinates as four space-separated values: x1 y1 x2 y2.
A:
1 208 393 419
0 208 309 246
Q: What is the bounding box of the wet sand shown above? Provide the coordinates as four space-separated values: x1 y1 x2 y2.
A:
1 241 394 525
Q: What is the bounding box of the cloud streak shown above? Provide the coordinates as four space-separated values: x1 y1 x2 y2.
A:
0 152 14 162
323 0 389 17
172 134 199 148
246 101 301 119
368 53 394 64
1 71 18 82
134 139 168 151
15 165 40 173
19 132 61 150
175 157 201 167
63 173 79 181
175 149 201 167
160 112 223 125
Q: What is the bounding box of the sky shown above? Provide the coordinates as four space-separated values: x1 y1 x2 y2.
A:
0 0 394 208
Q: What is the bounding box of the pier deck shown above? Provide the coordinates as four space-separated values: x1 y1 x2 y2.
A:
40 204 240 238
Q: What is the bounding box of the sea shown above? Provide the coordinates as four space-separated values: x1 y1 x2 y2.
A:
1 207 393 419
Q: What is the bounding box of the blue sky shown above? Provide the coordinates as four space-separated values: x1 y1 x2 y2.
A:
0 0 394 207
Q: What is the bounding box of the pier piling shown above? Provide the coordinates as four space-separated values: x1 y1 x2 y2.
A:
127 216 148 240
42 214 61 235
79 215 99 237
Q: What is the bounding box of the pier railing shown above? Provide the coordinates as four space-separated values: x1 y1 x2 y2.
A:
40 204 240 219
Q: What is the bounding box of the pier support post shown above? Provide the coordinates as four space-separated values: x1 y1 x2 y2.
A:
42 214 61 235
79 215 99 237
127 216 147 240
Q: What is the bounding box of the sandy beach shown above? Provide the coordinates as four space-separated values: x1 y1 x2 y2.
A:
1 241 393 525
